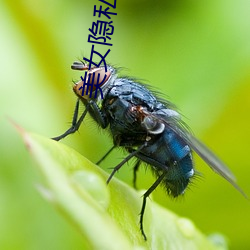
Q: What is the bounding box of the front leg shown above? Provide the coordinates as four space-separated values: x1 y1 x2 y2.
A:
52 99 88 141
52 99 108 141
88 100 108 129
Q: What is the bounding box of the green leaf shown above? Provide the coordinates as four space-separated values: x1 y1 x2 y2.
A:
19 128 226 250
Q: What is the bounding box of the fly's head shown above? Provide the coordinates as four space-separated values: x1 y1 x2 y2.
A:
71 61 116 102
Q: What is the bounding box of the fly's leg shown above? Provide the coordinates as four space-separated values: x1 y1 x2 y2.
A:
107 143 146 184
52 99 107 141
133 160 141 189
140 172 166 240
96 145 116 165
88 100 107 129
52 99 87 141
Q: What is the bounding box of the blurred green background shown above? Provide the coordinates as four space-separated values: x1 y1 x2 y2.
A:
1 0 250 249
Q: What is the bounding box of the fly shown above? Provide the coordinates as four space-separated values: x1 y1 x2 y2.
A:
52 61 247 240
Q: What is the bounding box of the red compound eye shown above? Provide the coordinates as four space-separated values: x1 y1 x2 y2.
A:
72 62 111 99
87 67 111 90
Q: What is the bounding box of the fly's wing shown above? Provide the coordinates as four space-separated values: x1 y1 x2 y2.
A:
182 131 248 197
151 110 247 198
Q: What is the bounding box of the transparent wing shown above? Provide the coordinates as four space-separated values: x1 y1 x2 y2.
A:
170 121 247 198
149 110 247 198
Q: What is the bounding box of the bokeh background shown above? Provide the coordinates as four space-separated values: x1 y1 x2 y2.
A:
1 0 250 249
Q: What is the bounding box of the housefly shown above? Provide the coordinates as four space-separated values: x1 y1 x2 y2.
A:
52 61 246 240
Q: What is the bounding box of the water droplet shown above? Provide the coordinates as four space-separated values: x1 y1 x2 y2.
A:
71 170 110 209
177 217 196 238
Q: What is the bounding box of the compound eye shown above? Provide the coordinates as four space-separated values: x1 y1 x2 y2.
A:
71 61 111 88
142 116 165 134
73 66 111 99
88 67 111 89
